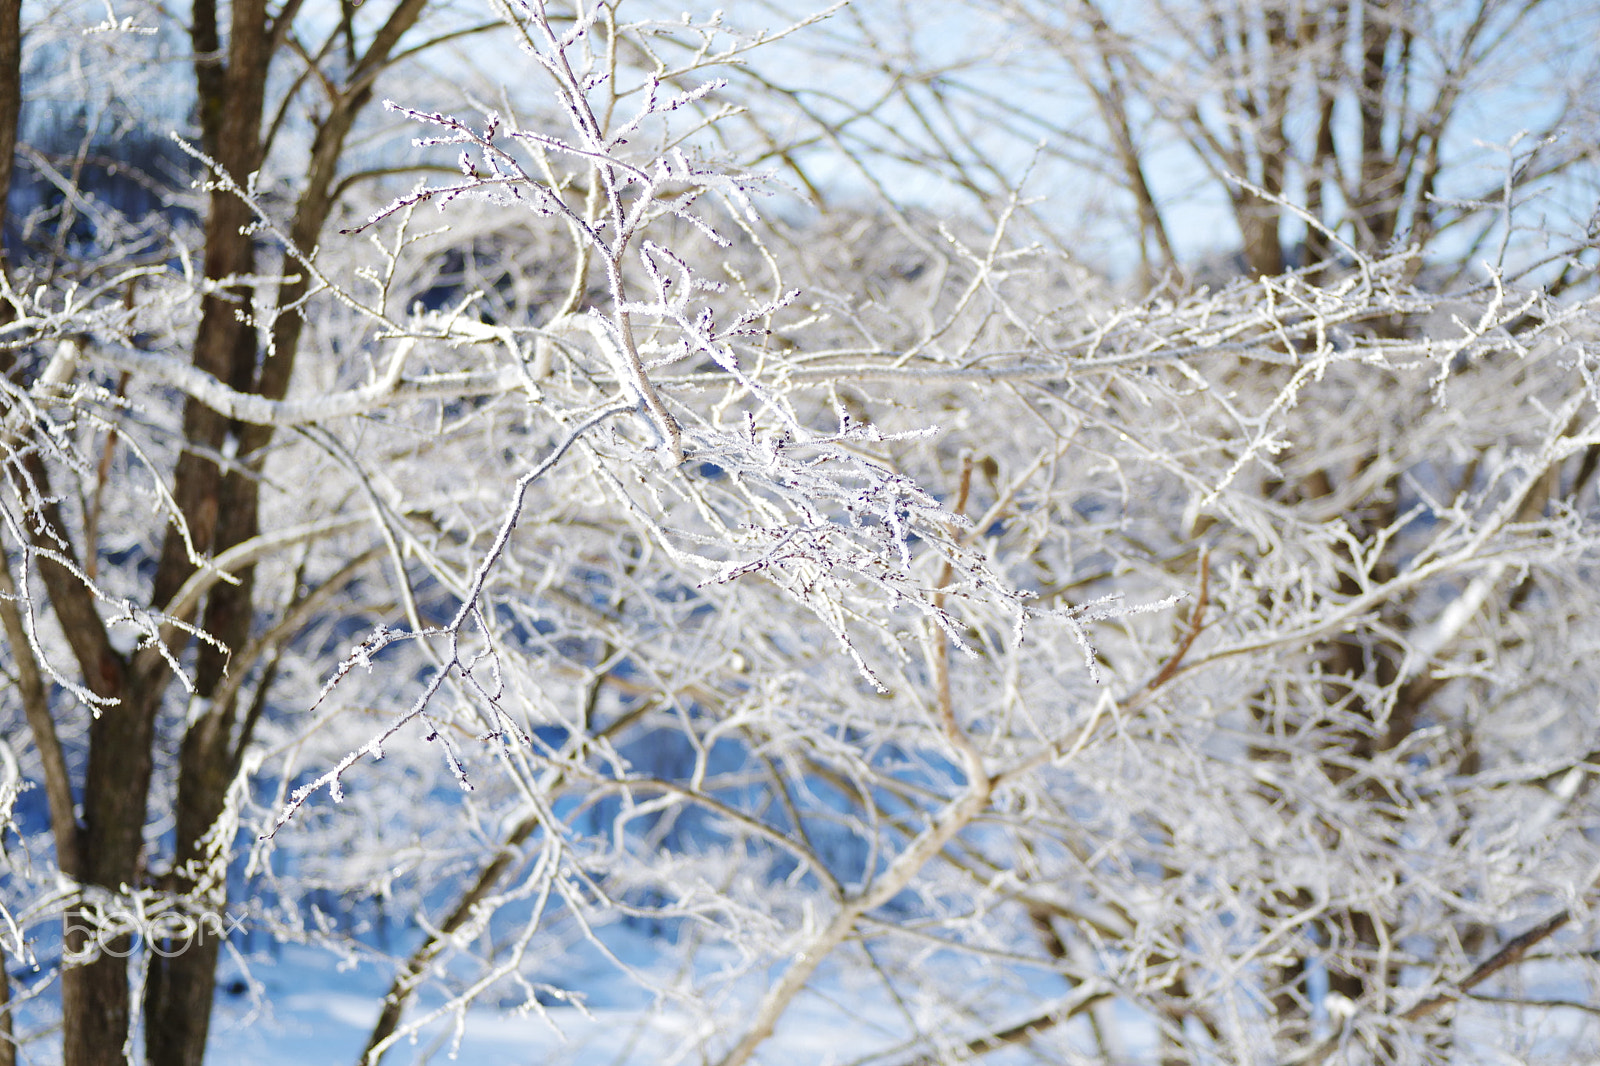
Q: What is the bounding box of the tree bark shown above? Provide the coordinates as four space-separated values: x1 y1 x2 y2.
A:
0 0 19 288
143 1 430 1059
0 0 19 385
1355 0 1402 248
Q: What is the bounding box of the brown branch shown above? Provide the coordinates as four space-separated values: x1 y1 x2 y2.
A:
363 665 657 1064
361 810 541 1065
0 938 12 1066
13 454 124 702
1143 548 1210 693
1399 909 1572 1022
83 368 131 582
0 546 82 877
1299 911 1580 1065
894 990 1114 1066
1462 993 1600 1017
930 454 980 766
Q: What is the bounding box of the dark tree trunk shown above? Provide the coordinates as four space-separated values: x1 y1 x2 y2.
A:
0 0 19 287
1356 0 1402 248
142 0 429 1059
0 0 433 1057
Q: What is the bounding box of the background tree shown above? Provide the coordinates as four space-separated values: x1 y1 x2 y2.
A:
747 0 1600 286
709 2 1600 1059
1 0 450 1060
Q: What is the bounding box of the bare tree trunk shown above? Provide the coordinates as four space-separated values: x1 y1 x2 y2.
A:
1355 0 1402 247
1 33 79 1064
1079 8 1176 287
0 0 19 337
14 446 154 1066
142 2 429 1059
0 941 14 1066
137 1 268 1059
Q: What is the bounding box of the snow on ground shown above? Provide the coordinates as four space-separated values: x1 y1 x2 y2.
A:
202 925 1102 1066
205 931 924 1066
